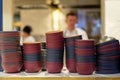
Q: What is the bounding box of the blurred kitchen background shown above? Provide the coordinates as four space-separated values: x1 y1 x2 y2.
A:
3 0 101 43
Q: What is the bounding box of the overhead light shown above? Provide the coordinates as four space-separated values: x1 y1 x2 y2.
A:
52 9 60 30
53 0 60 5
46 0 52 5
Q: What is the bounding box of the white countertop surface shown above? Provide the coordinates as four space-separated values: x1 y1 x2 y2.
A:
0 70 120 77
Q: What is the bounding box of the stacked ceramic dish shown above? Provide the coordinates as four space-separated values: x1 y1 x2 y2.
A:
46 31 64 73
23 42 41 73
0 55 2 71
96 39 120 74
64 35 82 73
0 32 22 73
75 40 95 75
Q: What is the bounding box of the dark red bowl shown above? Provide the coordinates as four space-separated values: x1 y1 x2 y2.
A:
46 45 63 49
66 59 76 73
2 57 22 62
0 32 20 36
1 51 21 57
46 61 63 73
46 36 63 39
75 48 95 55
96 47 119 52
65 41 75 45
98 42 119 49
23 52 40 55
46 42 64 45
0 42 19 46
46 45 64 48
23 47 40 51
46 41 64 45
76 62 95 75
23 48 41 51
2 63 22 73
23 46 40 49
75 40 94 46
46 31 63 35
23 44 40 47
46 38 64 41
24 61 41 73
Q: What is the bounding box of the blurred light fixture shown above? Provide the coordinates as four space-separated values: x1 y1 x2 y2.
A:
13 21 22 27
52 9 60 30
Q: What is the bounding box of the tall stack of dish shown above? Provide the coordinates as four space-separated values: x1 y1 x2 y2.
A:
96 39 120 74
64 35 82 73
23 42 41 73
0 55 2 71
75 40 95 75
0 32 22 73
46 31 64 73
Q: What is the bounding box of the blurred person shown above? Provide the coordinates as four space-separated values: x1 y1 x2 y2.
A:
22 25 35 42
64 12 88 40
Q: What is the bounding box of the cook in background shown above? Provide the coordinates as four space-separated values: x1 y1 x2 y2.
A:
22 25 36 42
64 12 88 40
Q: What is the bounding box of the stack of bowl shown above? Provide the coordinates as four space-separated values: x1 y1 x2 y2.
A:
64 35 82 73
23 42 41 73
119 45 120 70
119 45 120 71
46 31 64 73
0 32 22 73
75 40 95 75
0 55 2 71
96 39 120 74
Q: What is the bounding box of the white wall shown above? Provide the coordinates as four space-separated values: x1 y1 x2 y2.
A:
104 0 120 40
3 0 13 31
20 9 72 35
21 9 52 35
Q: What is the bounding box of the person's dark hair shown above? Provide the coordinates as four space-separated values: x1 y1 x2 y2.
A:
66 12 77 18
23 25 32 35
